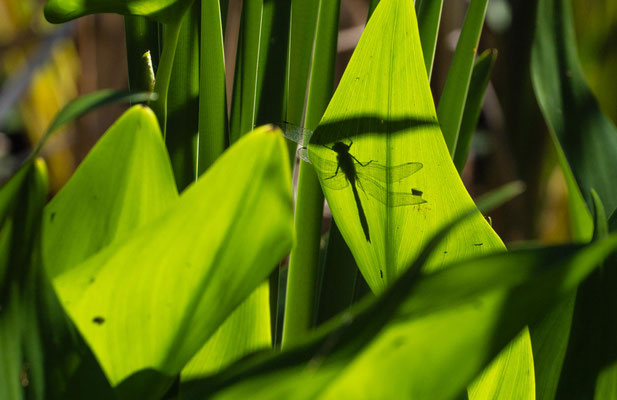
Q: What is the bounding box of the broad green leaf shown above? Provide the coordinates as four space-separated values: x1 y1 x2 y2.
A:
306 0 499 297
180 285 271 380
531 0 617 231
44 0 193 24
304 0 532 397
199 235 617 400
454 49 497 173
43 106 178 277
41 106 177 398
436 0 489 155
283 0 341 347
416 0 444 79
45 122 293 395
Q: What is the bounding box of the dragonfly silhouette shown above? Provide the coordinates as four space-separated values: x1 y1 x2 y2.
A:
280 122 426 243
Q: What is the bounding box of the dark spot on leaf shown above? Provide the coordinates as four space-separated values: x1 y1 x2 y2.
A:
380 269 383 279
92 316 105 325
411 188 423 196
443 251 448 254
89 277 95 284
474 243 484 246
50 212 56 222
391 337 405 348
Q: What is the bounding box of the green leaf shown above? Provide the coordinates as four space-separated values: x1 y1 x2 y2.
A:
436 0 489 155
531 0 617 233
229 0 290 143
29 89 156 161
454 49 497 173
529 0 617 394
551 192 617 399
44 114 293 395
180 285 271 380
285 0 320 127
44 0 194 24
166 2 200 190
415 0 444 79
197 0 229 173
42 105 178 398
304 0 532 396
0 159 48 400
307 0 499 297
197 234 617 400
43 106 178 277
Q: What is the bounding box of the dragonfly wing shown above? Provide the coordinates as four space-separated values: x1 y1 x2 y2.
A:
356 161 423 183
320 174 349 190
303 148 350 190
359 175 426 207
296 147 311 163
279 122 314 146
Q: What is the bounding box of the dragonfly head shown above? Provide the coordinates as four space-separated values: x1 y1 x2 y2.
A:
331 141 352 154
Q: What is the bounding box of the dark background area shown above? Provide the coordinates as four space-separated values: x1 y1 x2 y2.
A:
0 0 615 243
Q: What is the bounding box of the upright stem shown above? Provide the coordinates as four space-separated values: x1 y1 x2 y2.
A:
124 16 159 94
150 18 183 138
282 0 340 349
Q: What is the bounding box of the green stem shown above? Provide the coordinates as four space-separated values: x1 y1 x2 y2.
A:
150 18 183 138
124 16 159 95
282 164 324 348
282 0 340 348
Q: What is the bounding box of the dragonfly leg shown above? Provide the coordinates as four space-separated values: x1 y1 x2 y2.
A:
350 153 374 167
325 164 340 180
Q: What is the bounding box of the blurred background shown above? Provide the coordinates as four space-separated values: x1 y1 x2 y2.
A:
0 0 615 243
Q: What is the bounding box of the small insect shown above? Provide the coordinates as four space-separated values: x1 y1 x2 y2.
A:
280 122 426 243
380 269 383 279
473 243 484 247
92 316 105 325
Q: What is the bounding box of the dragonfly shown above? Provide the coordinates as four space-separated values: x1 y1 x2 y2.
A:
280 122 426 243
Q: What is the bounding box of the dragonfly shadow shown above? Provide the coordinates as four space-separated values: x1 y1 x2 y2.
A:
308 114 439 145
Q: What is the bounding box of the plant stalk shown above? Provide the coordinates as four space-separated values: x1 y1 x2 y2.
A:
150 18 184 138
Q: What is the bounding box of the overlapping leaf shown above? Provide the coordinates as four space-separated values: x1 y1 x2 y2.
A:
42 106 293 396
189 231 617 400
304 0 532 396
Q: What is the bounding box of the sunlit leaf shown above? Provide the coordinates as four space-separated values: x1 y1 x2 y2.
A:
194 233 617 400
43 108 293 396
304 0 532 396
